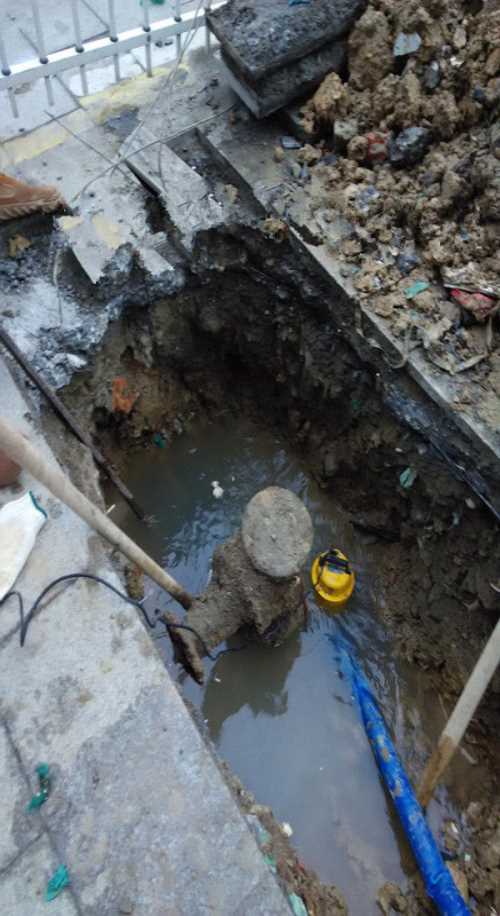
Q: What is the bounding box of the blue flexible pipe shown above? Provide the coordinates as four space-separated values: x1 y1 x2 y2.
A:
335 639 470 916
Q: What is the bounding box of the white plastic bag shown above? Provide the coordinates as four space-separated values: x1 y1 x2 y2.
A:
0 491 47 600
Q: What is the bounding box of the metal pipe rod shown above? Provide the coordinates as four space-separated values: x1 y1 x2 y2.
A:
204 0 211 52
175 0 181 57
107 0 120 82
70 0 84 51
144 38 153 76
79 64 89 95
44 74 54 106
7 88 19 117
30 0 48 62
142 0 150 32
107 0 118 40
0 33 11 75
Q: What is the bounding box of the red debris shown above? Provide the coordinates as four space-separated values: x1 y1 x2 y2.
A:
450 288 498 321
111 377 139 415
366 131 391 162
0 448 20 487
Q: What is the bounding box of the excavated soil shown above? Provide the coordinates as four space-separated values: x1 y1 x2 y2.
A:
56 221 500 914
275 0 500 423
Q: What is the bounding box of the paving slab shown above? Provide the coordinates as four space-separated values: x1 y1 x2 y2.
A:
207 0 365 83
219 39 346 118
0 834 78 916
0 722 42 871
0 358 291 915
0 77 77 144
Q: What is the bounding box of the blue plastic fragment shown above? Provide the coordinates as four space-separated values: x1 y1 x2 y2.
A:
333 638 471 916
288 0 310 6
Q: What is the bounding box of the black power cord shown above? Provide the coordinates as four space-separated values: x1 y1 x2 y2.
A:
0 572 247 663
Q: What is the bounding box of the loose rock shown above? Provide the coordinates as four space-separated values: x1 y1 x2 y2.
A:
388 127 432 167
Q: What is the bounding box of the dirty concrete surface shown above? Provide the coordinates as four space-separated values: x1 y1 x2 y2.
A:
0 360 292 914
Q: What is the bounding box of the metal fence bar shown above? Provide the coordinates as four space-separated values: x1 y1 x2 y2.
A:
107 0 121 82
7 89 19 118
142 0 153 76
204 0 212 52
174 0 182 59
0 33 10 75
70 0 89 95
30 0 55 107
0 4 224 93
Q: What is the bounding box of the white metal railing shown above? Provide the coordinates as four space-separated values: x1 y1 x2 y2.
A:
0 0 218 118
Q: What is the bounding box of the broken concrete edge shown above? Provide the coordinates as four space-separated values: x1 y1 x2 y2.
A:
219 40 346 120
206 0 366 84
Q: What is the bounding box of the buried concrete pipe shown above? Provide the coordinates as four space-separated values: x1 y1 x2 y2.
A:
165 487 313 683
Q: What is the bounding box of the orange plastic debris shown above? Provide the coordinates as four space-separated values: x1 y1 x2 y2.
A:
111 377 139 415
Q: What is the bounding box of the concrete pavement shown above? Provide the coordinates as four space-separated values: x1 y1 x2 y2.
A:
0 357 291 914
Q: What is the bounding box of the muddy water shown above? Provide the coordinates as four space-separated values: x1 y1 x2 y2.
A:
113 416 460 915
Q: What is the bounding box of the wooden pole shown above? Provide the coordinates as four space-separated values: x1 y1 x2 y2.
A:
0 416 192 610
417 616 500 808
0 326 146 520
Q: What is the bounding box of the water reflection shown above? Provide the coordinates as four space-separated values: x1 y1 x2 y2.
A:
112 414 462 916
203 632 302 742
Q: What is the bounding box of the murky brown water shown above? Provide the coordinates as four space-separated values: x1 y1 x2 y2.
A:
113 415 462 915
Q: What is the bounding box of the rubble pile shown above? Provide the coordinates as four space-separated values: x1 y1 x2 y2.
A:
294 0 500 384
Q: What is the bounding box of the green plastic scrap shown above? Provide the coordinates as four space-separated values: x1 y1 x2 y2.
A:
46 865 70 902
263 854 277 874
153 432 166 448
27 763 51 811
288 892 308 916
400 467 418 489
404 280 430 300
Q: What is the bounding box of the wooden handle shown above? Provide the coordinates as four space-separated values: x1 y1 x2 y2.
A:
417 615 500 808
0 416 192 610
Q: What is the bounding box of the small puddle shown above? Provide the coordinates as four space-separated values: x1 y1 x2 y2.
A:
113 415 461 914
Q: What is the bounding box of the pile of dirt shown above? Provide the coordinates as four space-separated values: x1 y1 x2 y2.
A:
293 0 500 390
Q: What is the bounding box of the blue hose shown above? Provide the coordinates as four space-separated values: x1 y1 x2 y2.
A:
335 639 470 916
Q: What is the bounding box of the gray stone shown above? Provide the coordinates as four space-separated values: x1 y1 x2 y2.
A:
424 60 441 91
393 32 422 56
396 248 421 275
334 118 359 150
219 40 346 119
207 0 365 84
389 127 432 167
242 486 313 579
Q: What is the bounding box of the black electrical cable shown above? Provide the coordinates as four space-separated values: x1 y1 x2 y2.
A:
0 572 250 662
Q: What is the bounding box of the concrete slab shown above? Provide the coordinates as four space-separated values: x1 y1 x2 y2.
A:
0 77 77 144
0 358 291 915
0 835 78 916
0 723 41 871
207 0 365 83
219 39 346 118
126 125 227 253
